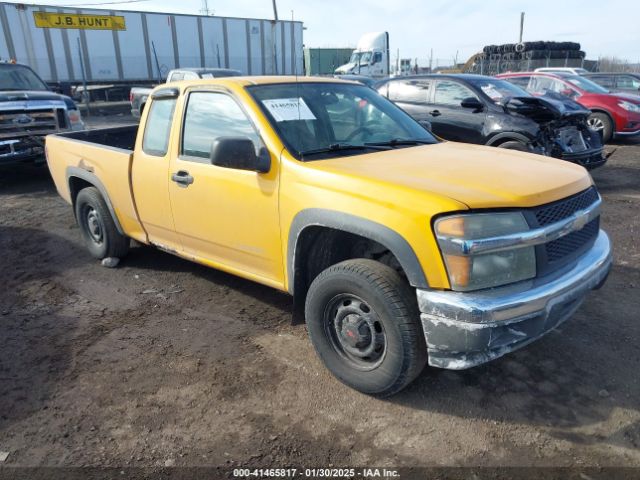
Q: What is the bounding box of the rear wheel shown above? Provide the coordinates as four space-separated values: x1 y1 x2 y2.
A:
305 259 427 397
75 187 129 260
587 112 613 143
497 140 529 152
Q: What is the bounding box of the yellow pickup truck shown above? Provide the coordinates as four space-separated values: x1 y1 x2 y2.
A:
46 76 612 396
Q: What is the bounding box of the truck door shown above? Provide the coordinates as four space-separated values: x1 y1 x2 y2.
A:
131 92 182 252
168 89 284 287
429 79 487 144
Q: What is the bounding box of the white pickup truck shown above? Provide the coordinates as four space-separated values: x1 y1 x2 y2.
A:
129 67 241 117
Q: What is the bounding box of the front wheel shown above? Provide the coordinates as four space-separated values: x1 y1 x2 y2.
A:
75 187 129 260
587 112 613 143
305 259 427 397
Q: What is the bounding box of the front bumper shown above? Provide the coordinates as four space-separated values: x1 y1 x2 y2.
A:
417 230 612 369
560 147 607 170
0 138 45 165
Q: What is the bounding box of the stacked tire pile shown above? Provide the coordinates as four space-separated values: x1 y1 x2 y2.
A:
471 41 585 75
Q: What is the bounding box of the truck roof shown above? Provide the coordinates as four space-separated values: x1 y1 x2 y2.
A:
163 75 358 88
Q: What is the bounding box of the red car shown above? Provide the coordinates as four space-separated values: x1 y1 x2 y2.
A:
497 71 640 142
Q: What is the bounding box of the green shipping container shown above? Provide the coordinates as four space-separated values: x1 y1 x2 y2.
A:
304 48 354 76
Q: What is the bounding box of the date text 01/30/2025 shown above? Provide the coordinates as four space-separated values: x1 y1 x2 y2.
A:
232 468 400 478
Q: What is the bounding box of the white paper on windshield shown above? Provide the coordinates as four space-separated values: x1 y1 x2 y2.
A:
262 98 316 122
481 85 503 100
201 73 214 79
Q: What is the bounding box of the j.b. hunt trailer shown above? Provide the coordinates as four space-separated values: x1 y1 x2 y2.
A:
0 2 304 84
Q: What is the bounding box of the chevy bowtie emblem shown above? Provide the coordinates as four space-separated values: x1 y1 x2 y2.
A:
13 114 33 125
573 212 588 230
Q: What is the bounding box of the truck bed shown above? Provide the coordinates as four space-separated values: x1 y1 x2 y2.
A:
45 125 146 243
56 125 138 152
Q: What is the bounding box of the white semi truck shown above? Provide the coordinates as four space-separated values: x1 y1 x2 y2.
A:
334 32 389 77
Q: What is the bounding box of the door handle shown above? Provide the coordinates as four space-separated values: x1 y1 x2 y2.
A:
429 110 441 117
171 170 194 187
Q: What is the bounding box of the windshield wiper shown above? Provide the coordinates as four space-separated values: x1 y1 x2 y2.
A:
365 138 433 147
300 143 390 157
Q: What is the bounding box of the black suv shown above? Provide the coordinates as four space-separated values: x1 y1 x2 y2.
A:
582 72 640 96
376 74 606 169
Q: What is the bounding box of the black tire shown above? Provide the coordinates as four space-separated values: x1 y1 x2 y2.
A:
497 140 530 152
587 112 613 143
75 187 129 260
305 259 427 397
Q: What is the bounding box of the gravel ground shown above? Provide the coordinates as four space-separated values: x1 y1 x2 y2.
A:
0 119 639 477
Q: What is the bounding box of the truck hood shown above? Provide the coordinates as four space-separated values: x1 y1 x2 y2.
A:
0 90 74 110
308 142 592 209
502 94 590 123
335 63 357 74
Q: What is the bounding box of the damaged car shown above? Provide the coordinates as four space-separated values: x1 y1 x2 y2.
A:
376 74 606 170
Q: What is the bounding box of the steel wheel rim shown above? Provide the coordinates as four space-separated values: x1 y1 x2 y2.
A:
323 294 386 371
84 206 104 245
587 117 604 131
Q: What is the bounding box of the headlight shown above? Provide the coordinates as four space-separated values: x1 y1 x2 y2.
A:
434 212 536 291
618 101 640 113
67 108 84 130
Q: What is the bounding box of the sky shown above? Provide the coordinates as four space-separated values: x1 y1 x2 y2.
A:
11 0 640 64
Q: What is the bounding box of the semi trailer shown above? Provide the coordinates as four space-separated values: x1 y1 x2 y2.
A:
0 2 304 86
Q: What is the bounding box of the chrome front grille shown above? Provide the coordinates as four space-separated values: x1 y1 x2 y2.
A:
0 108 65 139
530 187 601 274
534 187 600 226
545 217 600 262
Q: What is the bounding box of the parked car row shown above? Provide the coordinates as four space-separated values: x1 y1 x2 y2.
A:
375 74 606 169
497 72 640 142
345 68 639 171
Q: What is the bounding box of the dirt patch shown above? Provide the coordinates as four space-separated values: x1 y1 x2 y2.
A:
1 135 639 471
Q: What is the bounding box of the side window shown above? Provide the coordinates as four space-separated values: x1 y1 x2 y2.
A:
617 75 640 89
590 75 614 88
168 72 184 82
142 98 177 156
504 76 530 89
181 92 263 160
433 80 477 106
388 80 430 103
529 76 567 95
182 72 199 80
372 52 382 64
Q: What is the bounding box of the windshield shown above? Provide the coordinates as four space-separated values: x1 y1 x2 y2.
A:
248 82 437 159
348 52 361 64
564 75 609 93
348 51 372 66
467 78 530 104
0 64 49 91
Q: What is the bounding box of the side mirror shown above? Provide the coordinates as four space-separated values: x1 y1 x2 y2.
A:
209 136 271 173
460 97 484 111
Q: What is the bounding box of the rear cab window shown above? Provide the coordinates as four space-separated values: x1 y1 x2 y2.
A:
142 98 177 156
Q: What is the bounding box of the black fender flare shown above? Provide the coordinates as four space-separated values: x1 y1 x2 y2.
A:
287 208 429 295
66 166 125 234
485 132 532 147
